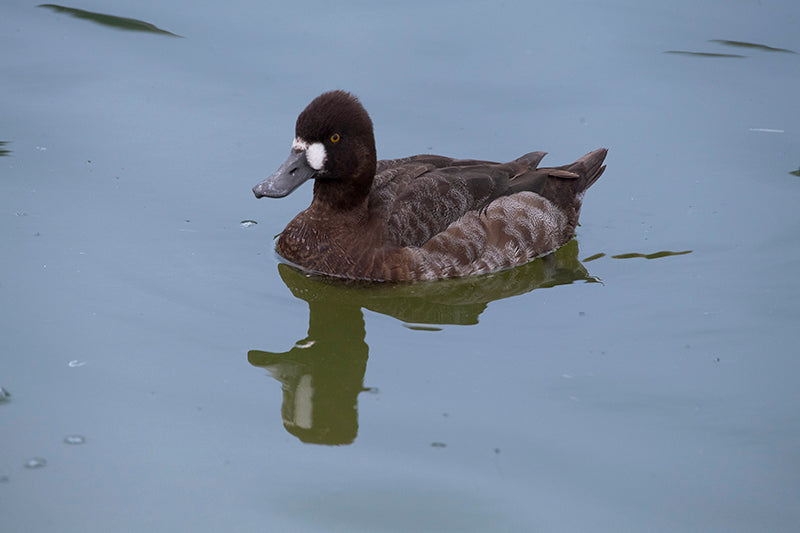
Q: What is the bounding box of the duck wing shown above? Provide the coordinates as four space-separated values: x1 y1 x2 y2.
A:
371 152 548 247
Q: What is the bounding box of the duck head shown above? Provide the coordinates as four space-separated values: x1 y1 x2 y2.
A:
253 90 377 210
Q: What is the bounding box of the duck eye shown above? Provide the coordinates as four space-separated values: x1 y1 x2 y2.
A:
330 133 341 143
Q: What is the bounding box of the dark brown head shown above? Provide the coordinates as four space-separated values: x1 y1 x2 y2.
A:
253 91 377 210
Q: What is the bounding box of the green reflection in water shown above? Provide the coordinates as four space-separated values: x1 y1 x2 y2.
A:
611 250 692 260
248 239 595 445
710 39 797 54
581 252 606 262
38 4 181 37
790 167 800 177
665 51 744 58
0 141 10 157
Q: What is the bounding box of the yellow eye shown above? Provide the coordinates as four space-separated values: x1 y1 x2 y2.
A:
330 133 341 143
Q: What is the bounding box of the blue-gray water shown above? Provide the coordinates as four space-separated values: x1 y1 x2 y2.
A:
2 1 799 531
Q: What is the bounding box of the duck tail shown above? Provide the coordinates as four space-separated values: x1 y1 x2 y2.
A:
571 148 607 195
537 148 607 214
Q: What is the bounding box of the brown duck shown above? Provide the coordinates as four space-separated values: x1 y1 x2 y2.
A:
253 90 607 281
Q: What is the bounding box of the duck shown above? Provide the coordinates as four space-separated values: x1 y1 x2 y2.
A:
253 90 607 282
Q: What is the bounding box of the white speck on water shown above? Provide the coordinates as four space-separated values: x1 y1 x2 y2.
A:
68 360 87 367
25 457 47 469
63 435 86 445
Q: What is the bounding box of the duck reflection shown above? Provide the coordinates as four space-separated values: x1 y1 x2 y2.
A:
248 239 597 445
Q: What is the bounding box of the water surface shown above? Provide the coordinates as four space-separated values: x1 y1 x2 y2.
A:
2 1 799 531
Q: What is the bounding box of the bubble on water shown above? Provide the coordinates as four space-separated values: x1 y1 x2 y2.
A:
0 387 10 402
63 435 86 445
24 457 47 469
240 220 258 228
68 360 87 367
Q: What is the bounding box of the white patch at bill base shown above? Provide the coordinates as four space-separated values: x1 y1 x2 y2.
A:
306 142 327 170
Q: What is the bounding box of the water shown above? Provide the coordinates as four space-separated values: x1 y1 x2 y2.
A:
2 1 799 531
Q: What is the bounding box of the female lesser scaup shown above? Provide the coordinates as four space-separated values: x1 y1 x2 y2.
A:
253 90 607 281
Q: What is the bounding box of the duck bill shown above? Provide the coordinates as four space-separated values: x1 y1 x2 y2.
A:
253 150 317 198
